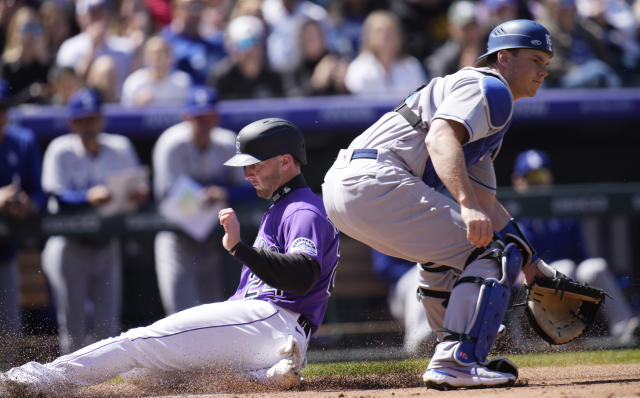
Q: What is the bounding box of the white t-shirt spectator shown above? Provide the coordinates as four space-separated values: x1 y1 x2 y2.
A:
121 68 192 106
56 32 134 89
345 51 427 99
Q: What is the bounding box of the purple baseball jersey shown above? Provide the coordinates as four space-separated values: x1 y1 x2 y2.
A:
228 187 340 334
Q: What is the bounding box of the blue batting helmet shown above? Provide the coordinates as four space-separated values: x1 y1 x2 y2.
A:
475 19 553 65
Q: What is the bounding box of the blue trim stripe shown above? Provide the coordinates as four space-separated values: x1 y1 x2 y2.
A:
434 114 475 140
430 368 458 378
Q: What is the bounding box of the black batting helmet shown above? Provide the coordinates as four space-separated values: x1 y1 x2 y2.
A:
224 118 307 167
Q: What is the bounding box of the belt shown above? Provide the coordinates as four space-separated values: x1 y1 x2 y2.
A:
351 148 378 160
297 314 312 337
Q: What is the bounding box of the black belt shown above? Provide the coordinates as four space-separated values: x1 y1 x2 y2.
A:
297 314 312 337
351 148 378 160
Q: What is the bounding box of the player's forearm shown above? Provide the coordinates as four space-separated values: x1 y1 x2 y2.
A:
472 185 511 230
231 241 321 295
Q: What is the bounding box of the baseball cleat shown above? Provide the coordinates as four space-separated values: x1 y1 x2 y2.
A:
264 358 302 388
422 362 517 390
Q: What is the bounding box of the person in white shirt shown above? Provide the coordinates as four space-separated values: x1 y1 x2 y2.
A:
152 86 248 315
56 0 134 101
121 35 192 106
344 10 427 99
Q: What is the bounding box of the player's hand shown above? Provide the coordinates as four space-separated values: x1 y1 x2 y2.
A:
87 185 111 206
128 186 149 206
0 184 18 212
461 205 493 248
218 207 241 251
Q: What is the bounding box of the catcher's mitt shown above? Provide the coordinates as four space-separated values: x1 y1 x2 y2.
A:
525 275 606 344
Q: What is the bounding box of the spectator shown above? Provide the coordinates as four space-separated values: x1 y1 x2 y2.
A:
344 10 426 98
160 0 226 85
511 149 639 345
388 0 450 61
481 0 525 28
152 86 249 315
261 0 331 73
0 79 46 368
144 0 172 30
425 0 484 78
41 87 149 354
0 0 24 53
575 0 640 85
538 0 623 88
38 1 75 58
116 0 154 73
1 6 52 105
325 0 386 58
200 0 232 44
56 0 134 102
208 15 286 99
121 35 192 106
288 18 349 96
46 66 83 106
229 0 264 20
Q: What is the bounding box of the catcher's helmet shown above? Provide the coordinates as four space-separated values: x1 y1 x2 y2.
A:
224 118 307 167
475 19 553 65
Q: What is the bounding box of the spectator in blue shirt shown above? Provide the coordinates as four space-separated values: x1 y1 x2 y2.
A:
161 0 226 85
0 79 46 366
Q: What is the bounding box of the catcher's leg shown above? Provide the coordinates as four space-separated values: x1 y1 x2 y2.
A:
423 244 522 390
417 263 460 343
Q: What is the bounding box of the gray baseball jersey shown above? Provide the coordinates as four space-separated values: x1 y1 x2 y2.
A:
152 122 246 314
322 66 513 268
152 122 245 200
41 132 141 353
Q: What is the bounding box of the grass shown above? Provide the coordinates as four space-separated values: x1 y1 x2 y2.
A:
302 348 640 377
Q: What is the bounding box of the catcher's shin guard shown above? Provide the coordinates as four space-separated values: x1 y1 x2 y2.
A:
445 246 522 365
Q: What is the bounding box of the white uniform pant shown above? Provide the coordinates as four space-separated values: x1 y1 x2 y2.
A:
42 236 122 354
154 231 224 315
4 300 309 390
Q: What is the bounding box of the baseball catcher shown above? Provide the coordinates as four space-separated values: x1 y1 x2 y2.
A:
499 220 606 345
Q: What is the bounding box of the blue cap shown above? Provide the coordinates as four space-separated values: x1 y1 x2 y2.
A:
184 86 218 116
476 19 553 64
0 79 11 104
68 88 102 119
513 149 551 175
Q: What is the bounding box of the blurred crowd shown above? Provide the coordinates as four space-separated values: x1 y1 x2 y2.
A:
1 0 640 108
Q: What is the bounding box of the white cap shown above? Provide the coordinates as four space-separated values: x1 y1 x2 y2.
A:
226 15 265 51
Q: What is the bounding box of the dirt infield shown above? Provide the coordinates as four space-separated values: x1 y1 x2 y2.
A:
67 363 640 398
